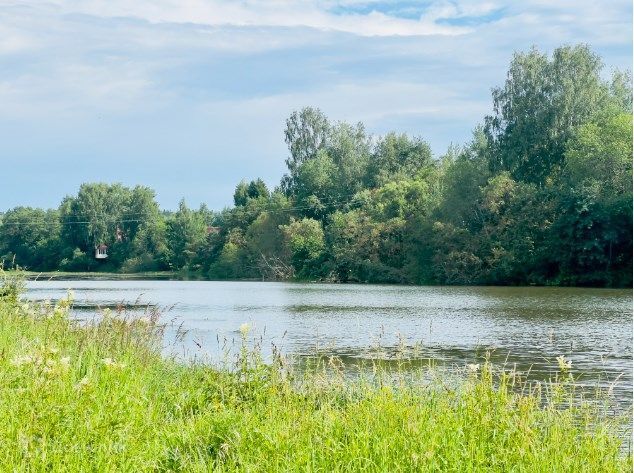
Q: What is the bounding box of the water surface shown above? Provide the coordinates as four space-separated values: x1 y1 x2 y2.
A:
26 280 632 407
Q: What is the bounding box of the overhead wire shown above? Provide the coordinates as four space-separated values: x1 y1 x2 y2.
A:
0 192 373 227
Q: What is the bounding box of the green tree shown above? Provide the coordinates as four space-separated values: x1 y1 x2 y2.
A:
247 179 269 200
234 181 250 207
564 113 632 193
327 210 405 283
550 113 633 286
234 179 270 207
165 200 208 270
0 207 61 270
280 218 326 278
366 133 433 187
59 183 132 253
485 45 612 185
328 121 371 199
293 150 339 220
282 107 331 194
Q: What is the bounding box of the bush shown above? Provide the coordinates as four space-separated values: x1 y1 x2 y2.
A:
0 265 25 303
120 255 161 273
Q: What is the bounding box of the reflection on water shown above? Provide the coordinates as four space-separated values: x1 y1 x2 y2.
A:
26 280 632 409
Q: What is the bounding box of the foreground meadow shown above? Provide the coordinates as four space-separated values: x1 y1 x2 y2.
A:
0 276 630 472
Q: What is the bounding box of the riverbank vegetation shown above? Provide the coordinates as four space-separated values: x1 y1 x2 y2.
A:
21 271 175 281
0 277 630 471
1 44 631 287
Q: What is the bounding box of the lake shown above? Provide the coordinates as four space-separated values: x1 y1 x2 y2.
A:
25 280 633 408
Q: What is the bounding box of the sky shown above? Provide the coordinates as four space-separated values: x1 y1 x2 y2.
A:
1 0 632 211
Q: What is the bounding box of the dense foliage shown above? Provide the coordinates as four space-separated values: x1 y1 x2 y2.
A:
1 45 631 287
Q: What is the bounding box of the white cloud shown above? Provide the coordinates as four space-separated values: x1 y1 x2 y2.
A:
32 0 473 37
207 80 487 126
0 0 631 209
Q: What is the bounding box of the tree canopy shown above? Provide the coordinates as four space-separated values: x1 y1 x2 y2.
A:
1 45 631 287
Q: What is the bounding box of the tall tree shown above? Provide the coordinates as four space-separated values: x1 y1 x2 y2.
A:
281 107 331 194
234 181 250 207
59 183 131 252
165 200 208 270
484 45 610 185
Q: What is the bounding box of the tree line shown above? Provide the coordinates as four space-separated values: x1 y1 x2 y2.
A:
1 45 631 287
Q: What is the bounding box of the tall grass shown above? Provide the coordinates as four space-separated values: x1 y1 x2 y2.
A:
0 276 630 471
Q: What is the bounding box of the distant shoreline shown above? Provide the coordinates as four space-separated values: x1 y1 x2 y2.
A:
19 271 633 290
22 271 177 281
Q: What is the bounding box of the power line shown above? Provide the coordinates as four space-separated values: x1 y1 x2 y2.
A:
0 193 370 227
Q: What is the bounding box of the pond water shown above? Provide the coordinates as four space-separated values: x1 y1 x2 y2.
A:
25 280 633 408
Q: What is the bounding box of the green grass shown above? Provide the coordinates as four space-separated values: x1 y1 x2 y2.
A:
0 292 630 471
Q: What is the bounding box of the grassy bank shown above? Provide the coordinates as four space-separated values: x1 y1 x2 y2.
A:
22 270 177 281
0 284 630 471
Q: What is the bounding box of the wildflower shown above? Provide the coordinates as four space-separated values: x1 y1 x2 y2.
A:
137 316 152 325
60 356 71 366
239 323 251 336
556 355 572 371
101 358 126 369
11 355 34 366
75 376 90 390
51 307 67 319
467 363 480 373
48 347 59 355
219 443 230 459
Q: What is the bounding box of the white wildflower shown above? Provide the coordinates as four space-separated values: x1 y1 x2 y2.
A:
75 376 90 390
239 323 251 336
11 355 34 366
467 363 480 373
556 355 572 371
101 358 125 369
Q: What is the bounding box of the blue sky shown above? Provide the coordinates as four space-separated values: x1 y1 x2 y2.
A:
1 0 631 210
